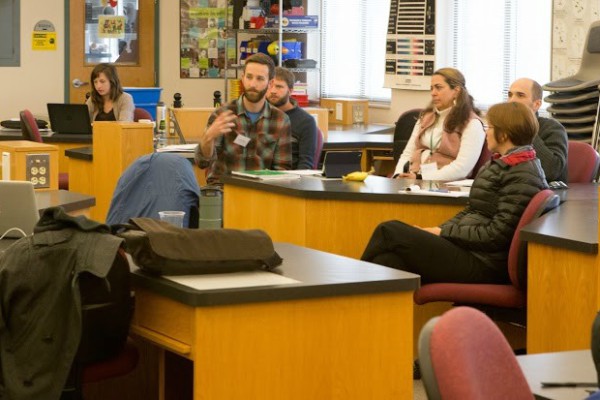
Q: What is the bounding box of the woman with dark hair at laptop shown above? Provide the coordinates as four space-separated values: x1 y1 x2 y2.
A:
86 63 134 122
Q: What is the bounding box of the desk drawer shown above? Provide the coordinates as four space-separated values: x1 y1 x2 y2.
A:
132 289 193 355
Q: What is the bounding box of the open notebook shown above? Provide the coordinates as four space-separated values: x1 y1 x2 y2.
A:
0 181 39 238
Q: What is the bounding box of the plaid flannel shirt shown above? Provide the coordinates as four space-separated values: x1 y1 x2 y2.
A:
195 96 292 185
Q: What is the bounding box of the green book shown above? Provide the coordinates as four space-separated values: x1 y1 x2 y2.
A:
231 170 301 180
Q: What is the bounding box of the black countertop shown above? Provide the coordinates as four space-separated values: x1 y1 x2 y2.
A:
35 189 96 215
223 174 470 205
130 242 420 307
0 132 92 143
521 183 598 254
65 146 93 161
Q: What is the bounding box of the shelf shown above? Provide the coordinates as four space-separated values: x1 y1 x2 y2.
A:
234 28 320 34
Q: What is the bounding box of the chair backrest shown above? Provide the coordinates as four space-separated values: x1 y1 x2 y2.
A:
20 109 43 142
314 128 324 169
576 20 600 83
467 139 492 179
509 189 560 290
393 108 422 164
133 107 153 122
567 141 600 183
419 307 533 400
106 153 200 228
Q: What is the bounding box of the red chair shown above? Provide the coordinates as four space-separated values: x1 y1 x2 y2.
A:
20 109 69 190
314 128 324 169
418 307 534 400
414 189 559 326
133 107 153 122
63 248 139 399
567 140 600 183
467 139 492 179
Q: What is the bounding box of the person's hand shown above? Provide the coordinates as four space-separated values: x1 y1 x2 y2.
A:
418 226 441 236
396 172 417 179
203 110 236 143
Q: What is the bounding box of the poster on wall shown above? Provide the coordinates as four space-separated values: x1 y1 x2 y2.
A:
180 0 237 79
383 0 435 90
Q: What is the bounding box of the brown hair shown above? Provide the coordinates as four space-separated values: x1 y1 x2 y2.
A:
422 67 481 133
244 53 276 80
90 63 124 110
274 67 295 90
486 102 539 146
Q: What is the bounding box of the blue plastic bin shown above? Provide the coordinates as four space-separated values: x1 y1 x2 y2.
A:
123 87 163 120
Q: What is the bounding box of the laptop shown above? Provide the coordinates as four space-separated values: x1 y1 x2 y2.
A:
322 151 363 178
0 181 39 238
47 103 93 135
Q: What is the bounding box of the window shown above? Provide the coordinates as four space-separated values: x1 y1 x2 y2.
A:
321 0 551 108
0 0 20 66
321 0 392 102
436 0 552 109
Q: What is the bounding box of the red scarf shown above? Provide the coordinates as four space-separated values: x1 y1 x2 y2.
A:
492 148 536 166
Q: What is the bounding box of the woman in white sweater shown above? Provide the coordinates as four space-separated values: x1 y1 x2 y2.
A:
393 68 485 181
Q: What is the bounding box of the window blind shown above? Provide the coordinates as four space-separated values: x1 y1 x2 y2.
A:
321 0 392 101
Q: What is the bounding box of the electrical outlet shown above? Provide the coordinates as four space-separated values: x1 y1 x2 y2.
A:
26 153 50 189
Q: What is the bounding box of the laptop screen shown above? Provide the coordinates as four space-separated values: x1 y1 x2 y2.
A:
322 151 363 178
47 103 93 135
0 181 39 238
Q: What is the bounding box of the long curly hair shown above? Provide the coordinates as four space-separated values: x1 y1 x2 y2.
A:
422 68 481 133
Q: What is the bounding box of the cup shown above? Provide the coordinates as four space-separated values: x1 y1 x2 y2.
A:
158 211 186 228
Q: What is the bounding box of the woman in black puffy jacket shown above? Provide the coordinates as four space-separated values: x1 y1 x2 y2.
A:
361 102 548 284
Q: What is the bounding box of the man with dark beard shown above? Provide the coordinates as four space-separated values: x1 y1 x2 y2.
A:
195 53 292 185
268 67 318 169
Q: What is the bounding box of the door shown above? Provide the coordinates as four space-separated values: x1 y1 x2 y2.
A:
68 0 157 103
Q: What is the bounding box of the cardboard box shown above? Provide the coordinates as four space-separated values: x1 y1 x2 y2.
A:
319 98 369 125
265 15 318 29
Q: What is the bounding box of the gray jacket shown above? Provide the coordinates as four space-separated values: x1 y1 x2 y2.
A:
0 208 123 400
440 146 548 274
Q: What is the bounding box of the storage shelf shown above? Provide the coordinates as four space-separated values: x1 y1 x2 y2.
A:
234 28 320 34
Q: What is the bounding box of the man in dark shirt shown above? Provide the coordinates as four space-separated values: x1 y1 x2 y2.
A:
268 67 318 169
195 54 292 184
508 78 568 182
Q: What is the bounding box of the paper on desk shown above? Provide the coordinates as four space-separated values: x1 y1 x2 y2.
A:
400 189 470 198
164 270 300 290
156 143 198 152
445 179 474 187
282 169 323 176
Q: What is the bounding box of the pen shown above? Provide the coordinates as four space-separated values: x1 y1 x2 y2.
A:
541 382 598 388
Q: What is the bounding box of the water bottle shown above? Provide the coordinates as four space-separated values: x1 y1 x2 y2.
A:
156 101 167 148
213 91 222 108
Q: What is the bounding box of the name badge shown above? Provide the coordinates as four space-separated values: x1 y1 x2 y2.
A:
420 162 438 180
234 134 251 147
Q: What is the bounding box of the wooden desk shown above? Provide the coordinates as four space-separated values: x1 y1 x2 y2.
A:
517 350 597 400
223 175 466 259
35 189 95 217
130 242 420 400
324 124 394 172
0 132 92 175
521 184 599 353
65 123 154 222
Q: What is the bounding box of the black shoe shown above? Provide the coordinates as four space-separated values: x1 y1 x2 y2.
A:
413 359 421 380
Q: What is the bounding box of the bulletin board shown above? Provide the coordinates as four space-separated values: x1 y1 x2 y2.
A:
551 0 600 80
383 0 436 91
180 0 237 79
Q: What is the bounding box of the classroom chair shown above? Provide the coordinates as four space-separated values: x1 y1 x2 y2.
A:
20 109 69 190
419 307 534 400
414 189 559 327
314 128 324 169
467 139 492 179
567 140 600 183
133 107 153 122
392 108 422 165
